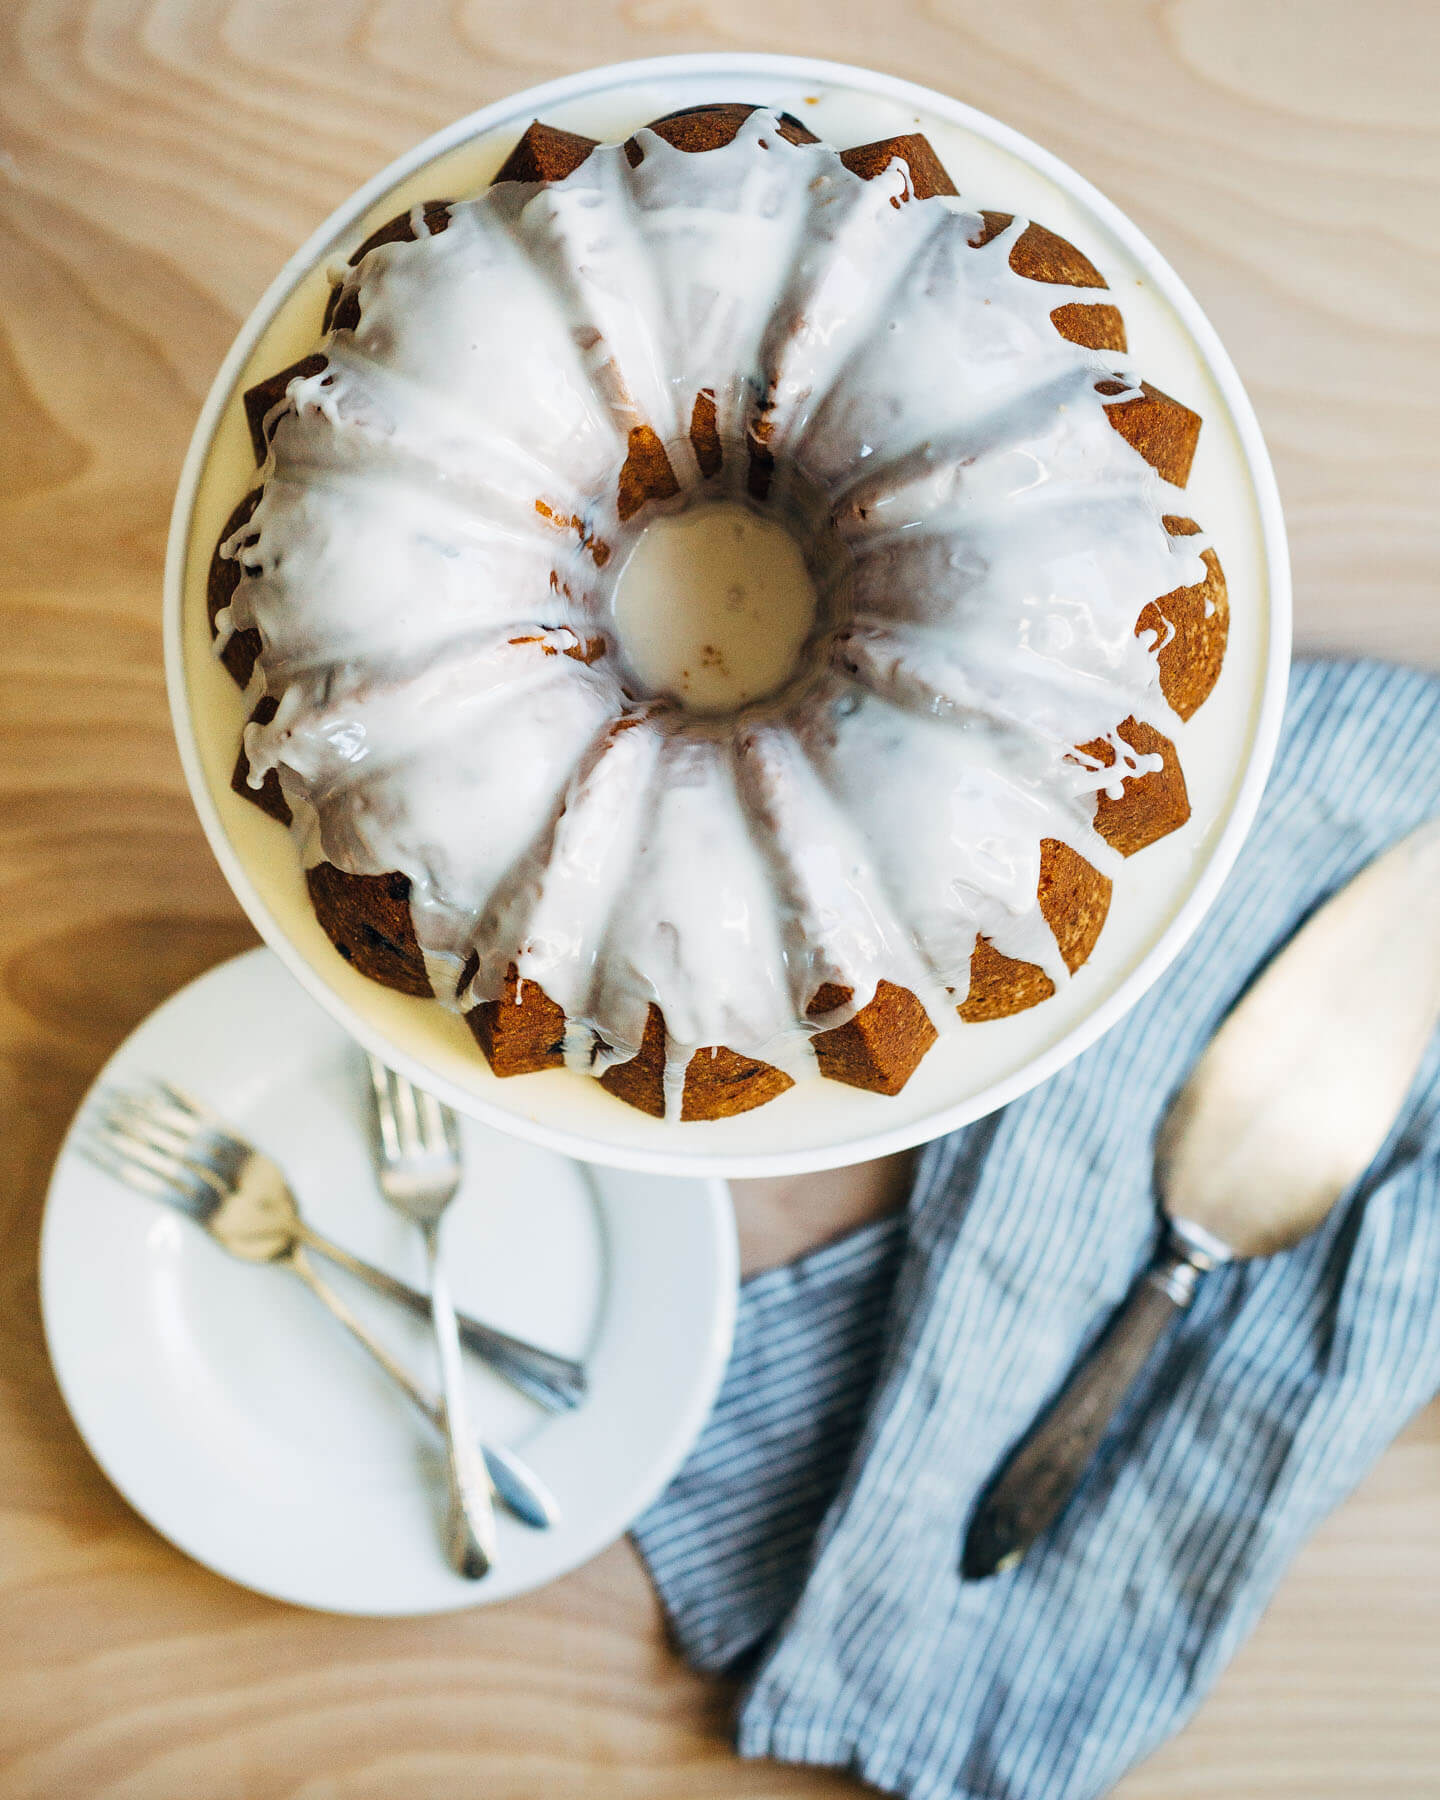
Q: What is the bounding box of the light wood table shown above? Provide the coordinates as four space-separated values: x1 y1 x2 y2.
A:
3 2 1438 1793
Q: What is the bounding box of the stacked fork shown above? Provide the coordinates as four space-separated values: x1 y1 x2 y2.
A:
83 1071 582 1573
366 1053 497 1578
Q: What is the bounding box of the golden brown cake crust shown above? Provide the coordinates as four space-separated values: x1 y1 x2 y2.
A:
681 1044 796 1120
972 211 1127 353
598 1003 795 1120
230 695 292 825
492 122 600 186
974 212 1106 286
1098 379 1202 488
466 964 567 1075
809 980 939 1095
636 103 819 160
207 489 263 688
1136 517 1230 722
1042 838 1115 972
959 936 1057 1023
958 840 1113 1021
1084 717 1192 857
839 133 957 199
616 424 681 522
689 388 723 478
1047 301 1127 352
305 863 432 997
597 1006 670 1115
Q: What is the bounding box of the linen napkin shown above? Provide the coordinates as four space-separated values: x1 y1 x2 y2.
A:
633 659 1440 1800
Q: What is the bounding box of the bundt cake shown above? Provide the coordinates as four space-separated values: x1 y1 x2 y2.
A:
208 101 1229 1122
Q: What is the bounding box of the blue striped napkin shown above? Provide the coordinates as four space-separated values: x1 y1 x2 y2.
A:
633 659 1440 1800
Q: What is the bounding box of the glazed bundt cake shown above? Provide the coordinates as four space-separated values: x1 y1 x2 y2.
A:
209 102 1229 1122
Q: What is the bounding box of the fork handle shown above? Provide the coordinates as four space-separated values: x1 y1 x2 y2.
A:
421 1219 498 1580
298 1222 587 1411
284 1248 553 1538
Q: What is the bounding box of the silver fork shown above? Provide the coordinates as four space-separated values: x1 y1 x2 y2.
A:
80 1082 558 1538
367 1056 498 1580
90 1082 584 1412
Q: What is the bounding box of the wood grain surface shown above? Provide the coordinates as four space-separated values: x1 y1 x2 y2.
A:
2 2 1438 1795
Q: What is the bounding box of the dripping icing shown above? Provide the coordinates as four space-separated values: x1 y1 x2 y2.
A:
221 108 1208 1100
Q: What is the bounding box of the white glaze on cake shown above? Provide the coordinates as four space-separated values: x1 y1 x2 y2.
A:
213 108 1210 1113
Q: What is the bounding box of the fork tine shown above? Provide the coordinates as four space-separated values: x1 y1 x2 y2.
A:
102 1084 253 1176
150 1109 248 1169
441 1100 462 1163
382 1061 446 1158
154 1081 219 1127
78 1133 211 1219
417 1085 448 1154
88 1114 191 1187
80 1120 218 1213
129 1083 246 1165
98 1093 195 1159
78 1132 169 1195
367 1056 463 1246
96 1100 205 1179
91 1103 227 1196
112 1080 204 1137
391 1064 422 1159
368 1058 460 1170
367 1054 403 1164
97 1095 234 1184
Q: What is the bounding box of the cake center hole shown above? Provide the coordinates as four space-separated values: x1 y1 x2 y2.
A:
610 502 819 715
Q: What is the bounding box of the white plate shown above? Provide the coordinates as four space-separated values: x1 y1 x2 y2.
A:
165 53 1291 1178
39 949 736 1615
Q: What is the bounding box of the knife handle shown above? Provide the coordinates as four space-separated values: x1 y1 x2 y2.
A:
961 1243 1207 1579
